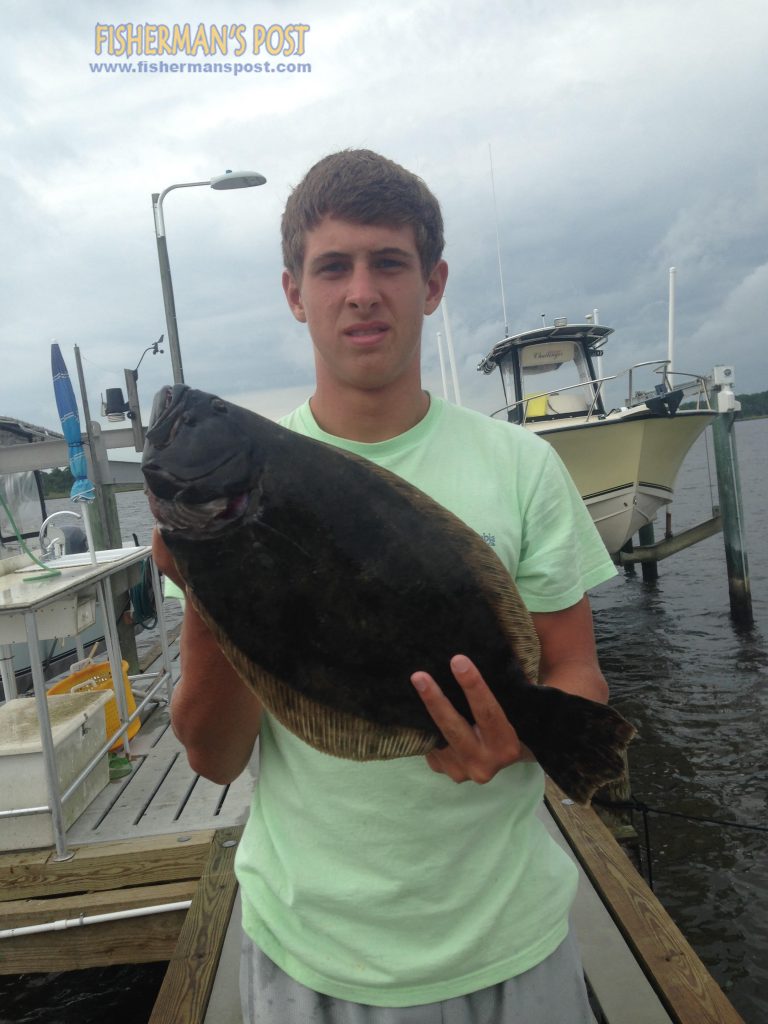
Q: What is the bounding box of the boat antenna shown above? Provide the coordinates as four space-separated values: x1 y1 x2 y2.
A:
667 266 676 382
435 331 449 400
488 143 509 337
441 297 463 406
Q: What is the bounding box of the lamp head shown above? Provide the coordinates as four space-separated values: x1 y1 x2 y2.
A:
210 170 267 190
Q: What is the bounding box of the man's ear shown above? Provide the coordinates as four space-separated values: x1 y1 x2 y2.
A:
424 260 449 316
282 269 307 323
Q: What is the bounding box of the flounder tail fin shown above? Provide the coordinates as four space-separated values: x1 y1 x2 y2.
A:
515 686 637 806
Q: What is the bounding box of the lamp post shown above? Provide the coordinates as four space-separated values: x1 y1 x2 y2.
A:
152 170 267 384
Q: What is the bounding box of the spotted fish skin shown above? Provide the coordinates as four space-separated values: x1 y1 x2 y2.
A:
143 385 635 804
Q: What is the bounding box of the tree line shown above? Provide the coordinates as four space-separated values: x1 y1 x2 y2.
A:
41 467 140 497
42 467 75 497
736 391 768 418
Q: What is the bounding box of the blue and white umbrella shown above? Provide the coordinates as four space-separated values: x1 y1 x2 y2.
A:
50 343 97 558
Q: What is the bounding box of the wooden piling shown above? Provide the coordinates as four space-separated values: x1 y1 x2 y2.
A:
75 346 140 670
711 411 753 625
637 523 658 582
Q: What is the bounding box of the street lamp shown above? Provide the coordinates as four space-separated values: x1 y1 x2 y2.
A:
152 170 267 384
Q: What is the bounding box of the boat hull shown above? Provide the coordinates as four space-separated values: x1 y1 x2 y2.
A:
531 410 715 554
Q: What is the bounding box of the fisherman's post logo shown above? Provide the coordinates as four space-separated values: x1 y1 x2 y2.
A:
90 22 312 76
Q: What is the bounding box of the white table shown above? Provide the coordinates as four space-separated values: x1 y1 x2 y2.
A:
0 547 173 859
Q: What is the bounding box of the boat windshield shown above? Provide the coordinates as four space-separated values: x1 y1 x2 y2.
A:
0 471 46 546
517 340 596 418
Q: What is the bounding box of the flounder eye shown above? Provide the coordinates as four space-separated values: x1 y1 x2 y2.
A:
212 398 229 413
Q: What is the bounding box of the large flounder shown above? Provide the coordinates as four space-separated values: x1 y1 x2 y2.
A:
143 385 635 804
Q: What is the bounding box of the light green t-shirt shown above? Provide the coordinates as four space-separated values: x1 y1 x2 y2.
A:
236 395 616 1007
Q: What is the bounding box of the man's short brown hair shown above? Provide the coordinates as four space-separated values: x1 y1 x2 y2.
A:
281 149 444 280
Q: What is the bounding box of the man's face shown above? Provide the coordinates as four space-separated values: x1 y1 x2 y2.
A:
282 217 447 394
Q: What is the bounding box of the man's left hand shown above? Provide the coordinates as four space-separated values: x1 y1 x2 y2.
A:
411 655 535 784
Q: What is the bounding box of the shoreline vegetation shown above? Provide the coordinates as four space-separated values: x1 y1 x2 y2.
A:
681 390 768 418
41 467 143 499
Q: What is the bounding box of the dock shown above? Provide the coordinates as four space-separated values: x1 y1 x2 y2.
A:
0 630 745 1023
543 781 744 1024
0 629 253 977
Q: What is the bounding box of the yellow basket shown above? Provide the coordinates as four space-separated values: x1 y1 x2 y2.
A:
48 660 140 751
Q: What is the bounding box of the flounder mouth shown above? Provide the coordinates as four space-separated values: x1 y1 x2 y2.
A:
148 491 250 536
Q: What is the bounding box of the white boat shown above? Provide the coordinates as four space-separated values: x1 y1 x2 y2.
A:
478 320 716 554
0 418 109 692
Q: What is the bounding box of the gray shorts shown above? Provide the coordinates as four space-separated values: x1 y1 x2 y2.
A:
240 928 595 1024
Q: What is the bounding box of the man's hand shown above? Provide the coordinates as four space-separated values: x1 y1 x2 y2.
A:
411 655 534 784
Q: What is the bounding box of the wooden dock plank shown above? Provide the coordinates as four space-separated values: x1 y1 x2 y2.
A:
0 880 197 929
71 727 186 842
0 830 214 901
67 709 254 843
149 825 242 1024
0 906 186 973
175 765 256 829
202 889 243 1024
65 707 177 839
134 749 202 828
544 781 744 1024
539 806 673 1023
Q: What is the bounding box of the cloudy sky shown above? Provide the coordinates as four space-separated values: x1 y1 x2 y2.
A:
2 0 766 444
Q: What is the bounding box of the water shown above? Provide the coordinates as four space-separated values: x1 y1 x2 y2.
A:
589 416 767 1023
2 420 766 1022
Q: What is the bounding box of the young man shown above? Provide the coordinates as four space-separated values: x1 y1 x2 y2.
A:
153 149 616 1023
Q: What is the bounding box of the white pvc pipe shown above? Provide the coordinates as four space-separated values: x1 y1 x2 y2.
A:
79 502 99 565
0 900 192 940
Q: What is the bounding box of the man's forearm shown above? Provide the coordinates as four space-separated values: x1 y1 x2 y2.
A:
530 597 609 704
536 656 609 703
171 602 262 785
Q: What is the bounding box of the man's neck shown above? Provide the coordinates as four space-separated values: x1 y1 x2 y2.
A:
309 382 430 443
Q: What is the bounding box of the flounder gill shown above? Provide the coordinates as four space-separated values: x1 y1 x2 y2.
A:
143 385 635 804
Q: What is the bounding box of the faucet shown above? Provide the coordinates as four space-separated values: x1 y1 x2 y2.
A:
38 510 83 560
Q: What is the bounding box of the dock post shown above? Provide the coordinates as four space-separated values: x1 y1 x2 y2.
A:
89 424 142 673
637 523 658 582
74 346 141 671
712 413 753 622
710 374 753 625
